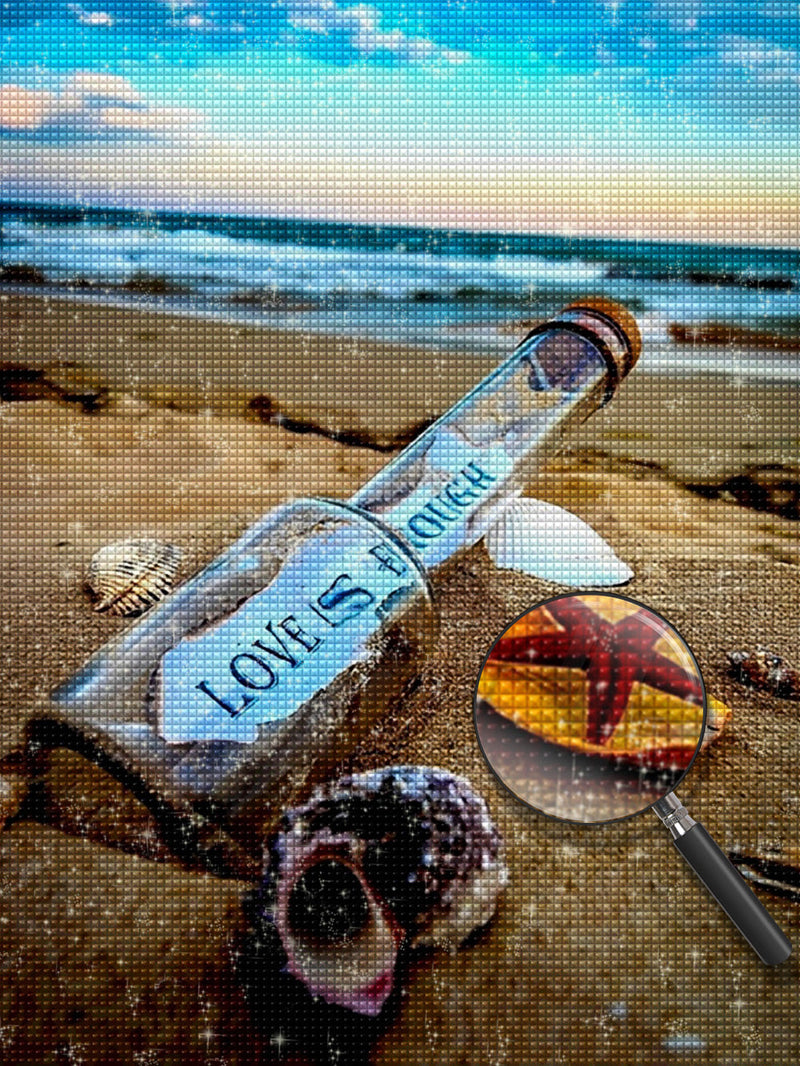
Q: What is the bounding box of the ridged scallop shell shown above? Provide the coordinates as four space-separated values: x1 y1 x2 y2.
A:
86 538 182 615
258 766 507 1017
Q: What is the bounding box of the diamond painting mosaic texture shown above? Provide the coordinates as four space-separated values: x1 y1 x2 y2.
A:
1 1 800 1064
474 594 710 821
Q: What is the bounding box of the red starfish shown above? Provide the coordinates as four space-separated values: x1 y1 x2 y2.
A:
489 598 703 745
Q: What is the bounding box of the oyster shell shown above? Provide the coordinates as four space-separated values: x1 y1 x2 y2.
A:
258 766 507 1017
86 538 182 616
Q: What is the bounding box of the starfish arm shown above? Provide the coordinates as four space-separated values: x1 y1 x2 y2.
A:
489 631 587 667
638 653 704 704
585 650 636 745
546 598 606 633
617 609 666 652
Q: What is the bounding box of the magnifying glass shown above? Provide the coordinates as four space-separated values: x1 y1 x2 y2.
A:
474 592 792 965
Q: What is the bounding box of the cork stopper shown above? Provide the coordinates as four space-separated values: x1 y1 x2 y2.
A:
561 297 642 380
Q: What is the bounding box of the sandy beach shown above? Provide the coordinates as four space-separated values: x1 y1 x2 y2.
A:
1 291 799 1064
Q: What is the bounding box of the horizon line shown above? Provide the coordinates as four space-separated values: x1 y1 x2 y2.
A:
1 198 799 257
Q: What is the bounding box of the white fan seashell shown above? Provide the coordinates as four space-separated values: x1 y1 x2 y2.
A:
86 538 182 615
484 497 633 587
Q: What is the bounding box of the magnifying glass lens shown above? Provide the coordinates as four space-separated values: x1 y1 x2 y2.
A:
474 592 792 964
474 593 706 824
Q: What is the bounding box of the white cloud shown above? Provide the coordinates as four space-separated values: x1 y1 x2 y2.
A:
65 72 144 107
0 72 205 139
0 85 58 131
717 34 800 80
169 12 219 32
67 5 115 27
648 0 703 32
673 34 800 130
281 1 469 63
100 105 206 135
289 16 331 35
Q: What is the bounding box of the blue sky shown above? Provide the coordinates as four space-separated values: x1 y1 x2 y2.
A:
1 0 798 243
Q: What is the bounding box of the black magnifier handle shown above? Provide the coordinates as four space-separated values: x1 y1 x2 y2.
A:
653 794 792 965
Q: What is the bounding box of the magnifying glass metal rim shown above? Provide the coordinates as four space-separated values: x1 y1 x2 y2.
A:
472 590 709 828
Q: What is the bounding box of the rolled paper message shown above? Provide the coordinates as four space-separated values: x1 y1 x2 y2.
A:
33 299 641 861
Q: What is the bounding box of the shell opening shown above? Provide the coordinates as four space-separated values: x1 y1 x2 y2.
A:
278 854 402 1016
288 859 371 946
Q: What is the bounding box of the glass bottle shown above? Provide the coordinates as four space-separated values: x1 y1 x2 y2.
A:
32 298 640 865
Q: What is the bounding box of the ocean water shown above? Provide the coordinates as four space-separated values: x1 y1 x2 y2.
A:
2 202 799 377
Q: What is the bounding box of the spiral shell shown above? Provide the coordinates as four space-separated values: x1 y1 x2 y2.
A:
259 766 506 1016
85 538 182 615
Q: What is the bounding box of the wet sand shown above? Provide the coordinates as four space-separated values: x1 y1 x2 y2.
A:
2 291 799 480
1 294 799 1065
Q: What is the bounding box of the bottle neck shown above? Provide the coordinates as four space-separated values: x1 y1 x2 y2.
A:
351 325 612 570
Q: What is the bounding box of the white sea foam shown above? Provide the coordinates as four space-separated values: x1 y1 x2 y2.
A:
2 215 798 378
